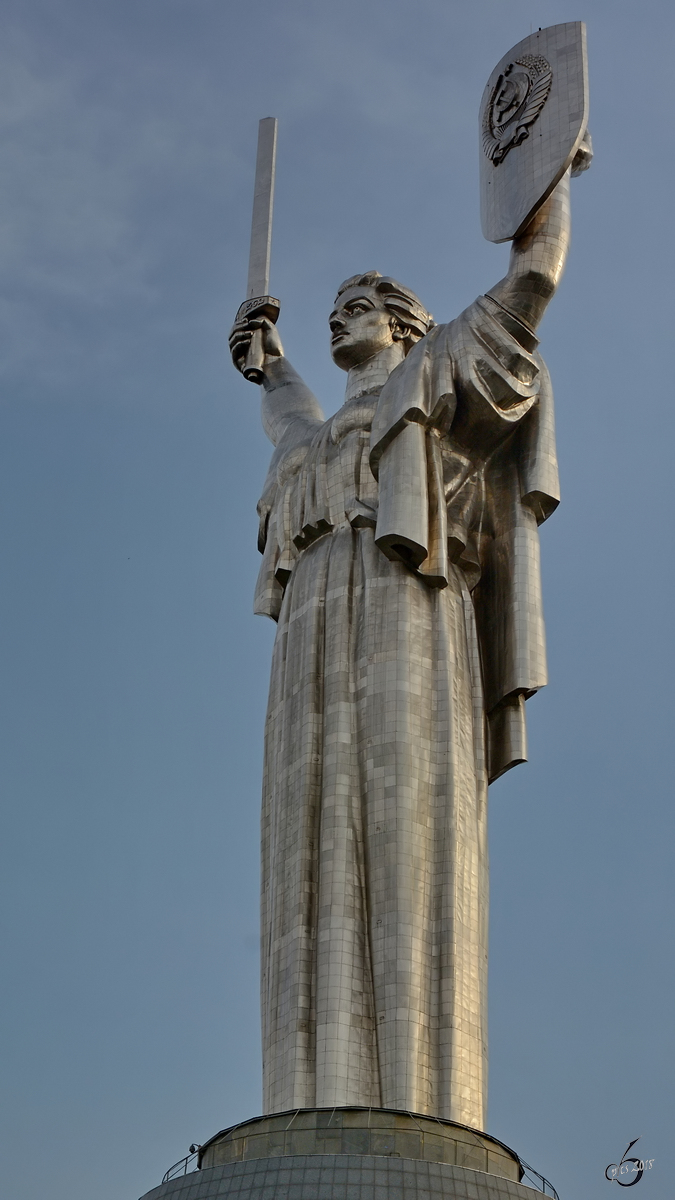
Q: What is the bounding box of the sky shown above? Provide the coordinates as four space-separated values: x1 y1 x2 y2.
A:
0 1 672 1198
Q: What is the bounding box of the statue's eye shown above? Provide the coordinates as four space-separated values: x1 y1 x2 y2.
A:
350 304 366 314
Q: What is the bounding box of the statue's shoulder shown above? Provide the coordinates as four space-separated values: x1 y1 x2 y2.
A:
410 303 484 359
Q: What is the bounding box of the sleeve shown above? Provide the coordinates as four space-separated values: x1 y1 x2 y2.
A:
465 305 560 783
253 414 323 621
369 296 545 589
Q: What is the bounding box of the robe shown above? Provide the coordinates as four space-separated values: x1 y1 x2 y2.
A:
253 295 559 1128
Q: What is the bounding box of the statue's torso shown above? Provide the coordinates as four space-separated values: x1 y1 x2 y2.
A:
275 390 382 556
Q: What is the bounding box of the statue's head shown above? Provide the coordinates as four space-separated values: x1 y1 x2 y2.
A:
329 271 434 371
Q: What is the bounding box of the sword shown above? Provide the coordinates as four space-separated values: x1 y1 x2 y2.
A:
236 117 280 384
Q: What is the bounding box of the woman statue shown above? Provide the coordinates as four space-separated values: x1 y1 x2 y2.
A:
229 147 589 1129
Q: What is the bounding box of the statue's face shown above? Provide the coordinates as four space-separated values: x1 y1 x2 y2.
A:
329 286 395 370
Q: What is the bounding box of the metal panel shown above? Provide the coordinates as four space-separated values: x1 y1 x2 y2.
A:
480 22 588 242
247 117 277 299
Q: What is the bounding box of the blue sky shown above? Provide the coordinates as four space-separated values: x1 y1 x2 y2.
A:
0 2 673 1198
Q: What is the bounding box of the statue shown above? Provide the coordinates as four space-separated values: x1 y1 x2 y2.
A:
228 25 591 1134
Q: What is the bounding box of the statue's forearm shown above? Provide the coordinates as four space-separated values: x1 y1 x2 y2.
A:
487 169 571 331
261 357 325 445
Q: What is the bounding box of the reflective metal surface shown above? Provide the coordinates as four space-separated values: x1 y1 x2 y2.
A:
199 1109 522 1180
246 117 277 300
228 28 590 1132
239 117 279 383
480 23 589 242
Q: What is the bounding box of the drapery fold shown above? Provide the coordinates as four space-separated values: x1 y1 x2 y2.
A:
253 292 562 1126
368 296 558 780
255 295 560 782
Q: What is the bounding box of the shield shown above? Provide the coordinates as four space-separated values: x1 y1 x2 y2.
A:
480 22 589 242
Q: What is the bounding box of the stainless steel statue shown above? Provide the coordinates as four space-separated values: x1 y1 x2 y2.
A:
229 23 591 1132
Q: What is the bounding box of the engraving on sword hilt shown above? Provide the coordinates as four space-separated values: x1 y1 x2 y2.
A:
236 295 280 324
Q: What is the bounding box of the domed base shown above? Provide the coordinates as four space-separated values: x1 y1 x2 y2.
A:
139 1154 548 1200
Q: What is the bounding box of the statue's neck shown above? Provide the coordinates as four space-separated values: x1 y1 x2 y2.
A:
344 342 405 403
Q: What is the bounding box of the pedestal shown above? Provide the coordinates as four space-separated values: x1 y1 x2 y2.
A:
138 1109 556 1200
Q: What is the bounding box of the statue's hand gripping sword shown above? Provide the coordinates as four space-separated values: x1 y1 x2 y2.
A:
236 117 279 384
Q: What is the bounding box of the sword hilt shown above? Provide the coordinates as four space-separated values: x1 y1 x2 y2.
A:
236 295 281 384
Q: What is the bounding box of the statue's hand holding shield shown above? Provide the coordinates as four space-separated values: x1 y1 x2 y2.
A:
571 127 593 176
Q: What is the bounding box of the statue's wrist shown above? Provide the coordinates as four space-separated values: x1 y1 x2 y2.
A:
261 355 291 389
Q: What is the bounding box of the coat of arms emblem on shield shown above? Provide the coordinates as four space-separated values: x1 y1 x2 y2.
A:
482 54 553 164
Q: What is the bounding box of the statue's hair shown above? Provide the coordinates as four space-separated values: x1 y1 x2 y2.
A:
335 271 435 355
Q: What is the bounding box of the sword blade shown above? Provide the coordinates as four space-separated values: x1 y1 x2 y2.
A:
246 117 277 299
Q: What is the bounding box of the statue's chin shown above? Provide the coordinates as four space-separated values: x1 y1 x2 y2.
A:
330 342 361 372
330 348 351 372
331 340 386 372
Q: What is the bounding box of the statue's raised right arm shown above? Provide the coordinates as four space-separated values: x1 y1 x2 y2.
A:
228 317 324 446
